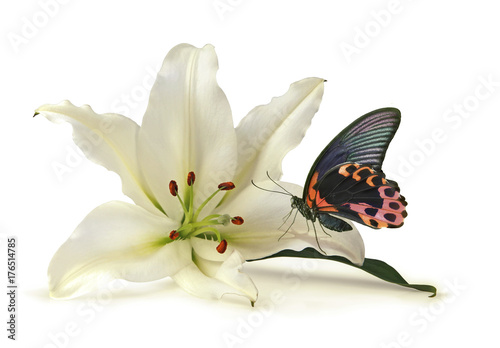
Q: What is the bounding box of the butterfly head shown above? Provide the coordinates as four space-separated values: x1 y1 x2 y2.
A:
290 195 300 209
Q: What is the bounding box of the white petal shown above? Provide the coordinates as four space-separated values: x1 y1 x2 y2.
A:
35 101 163 216
229 78 324 196
138 44 237 221
218 181 365 265
172 246 258 303
48 201 189 299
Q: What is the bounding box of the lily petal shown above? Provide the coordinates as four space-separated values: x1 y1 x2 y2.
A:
219 181 365 265
48 201 188 299
35 101 163 216
229 78 325 196
173 246 258 303
138 44 237 220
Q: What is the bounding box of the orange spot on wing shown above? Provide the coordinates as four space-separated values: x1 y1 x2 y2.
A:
339 163 359 177
306 172 319 208
307 171 339 212
366 175 378 187
317 205 338 212
352 166 374 181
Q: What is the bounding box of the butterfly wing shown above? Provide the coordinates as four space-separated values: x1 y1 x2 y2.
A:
302 108 401 200
310 163 407 229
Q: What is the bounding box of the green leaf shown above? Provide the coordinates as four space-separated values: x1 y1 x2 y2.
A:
249 248 436 297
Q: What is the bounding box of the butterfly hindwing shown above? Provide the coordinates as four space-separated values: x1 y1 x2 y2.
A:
302 108 401 201
312 163 407 229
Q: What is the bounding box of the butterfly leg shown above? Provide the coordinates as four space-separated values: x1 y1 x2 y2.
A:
278 209 300 241
318 221 332 238
311 222 327 255
280 208 294 226
305 218 310 232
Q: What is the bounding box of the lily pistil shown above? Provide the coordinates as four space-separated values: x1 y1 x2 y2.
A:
168 172 244 253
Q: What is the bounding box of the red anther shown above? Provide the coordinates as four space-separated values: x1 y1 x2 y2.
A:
187 171 196 186
231 216 244 225
169 230 179 240
216 239 228 254
218 182 235 191
169 180 178 196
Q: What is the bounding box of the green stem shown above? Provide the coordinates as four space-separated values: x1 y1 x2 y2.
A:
193 190 220 222
188 184 194 221
201 214 221 222
175 192 189 220
188 227 222 242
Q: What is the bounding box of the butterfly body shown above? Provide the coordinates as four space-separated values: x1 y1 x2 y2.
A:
292 108 407 233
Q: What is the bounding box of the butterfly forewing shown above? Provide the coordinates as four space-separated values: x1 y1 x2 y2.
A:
302 108 401 200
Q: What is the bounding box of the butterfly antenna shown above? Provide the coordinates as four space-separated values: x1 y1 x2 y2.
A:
251 180 291 196
265 171 294 195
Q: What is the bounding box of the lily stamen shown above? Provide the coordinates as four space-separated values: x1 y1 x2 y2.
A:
231 216 244 225
218 182 235 190
187 171 196 186
216 240 228 254
169 180 178 196
187 172 195 221
170 179 189 216
169 175 242 253
192 181 235 222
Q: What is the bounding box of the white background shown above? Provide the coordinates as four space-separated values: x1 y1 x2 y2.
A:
2 0 499 347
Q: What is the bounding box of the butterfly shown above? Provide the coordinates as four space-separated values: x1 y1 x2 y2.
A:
257 107 407 241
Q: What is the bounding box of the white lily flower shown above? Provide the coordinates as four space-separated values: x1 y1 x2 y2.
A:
36 44 365 304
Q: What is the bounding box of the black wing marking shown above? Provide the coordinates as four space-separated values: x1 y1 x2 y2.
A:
315 163 407 230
